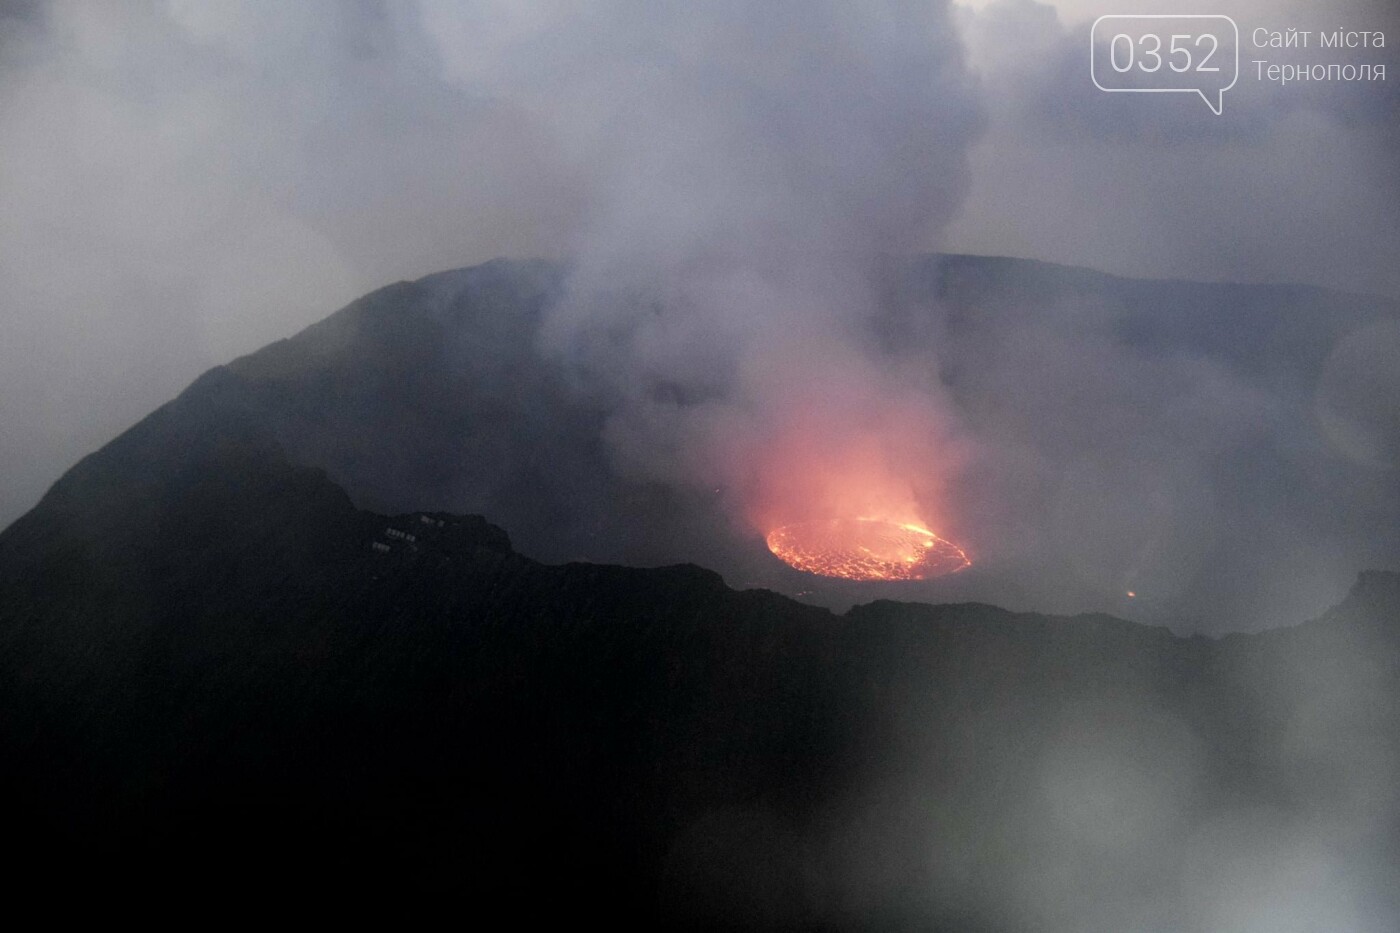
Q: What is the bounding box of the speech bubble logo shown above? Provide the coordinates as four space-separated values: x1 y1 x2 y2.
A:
1091 15 1239 115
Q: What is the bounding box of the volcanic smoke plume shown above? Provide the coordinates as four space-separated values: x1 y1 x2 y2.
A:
510 1 984 564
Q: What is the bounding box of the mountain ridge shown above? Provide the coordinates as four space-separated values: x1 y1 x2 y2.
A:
1 254 1398 924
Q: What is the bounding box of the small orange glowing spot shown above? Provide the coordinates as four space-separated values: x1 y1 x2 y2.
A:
1127 591 1136 598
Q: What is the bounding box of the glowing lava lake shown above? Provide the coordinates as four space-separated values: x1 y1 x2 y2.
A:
765 518 971 581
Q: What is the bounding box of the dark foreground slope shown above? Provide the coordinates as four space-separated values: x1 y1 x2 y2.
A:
1 359 1398 929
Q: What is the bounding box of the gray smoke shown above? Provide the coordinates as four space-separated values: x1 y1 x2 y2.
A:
478 1 986 531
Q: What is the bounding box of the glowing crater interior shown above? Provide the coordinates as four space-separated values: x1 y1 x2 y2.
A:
765 518 971 581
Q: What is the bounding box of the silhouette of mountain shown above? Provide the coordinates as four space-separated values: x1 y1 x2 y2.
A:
50 253 1388 627
1 256 1397 925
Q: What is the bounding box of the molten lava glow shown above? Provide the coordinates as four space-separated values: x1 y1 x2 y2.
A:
766 518 971 581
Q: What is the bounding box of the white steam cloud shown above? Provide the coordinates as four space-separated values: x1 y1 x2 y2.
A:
424 1 986 534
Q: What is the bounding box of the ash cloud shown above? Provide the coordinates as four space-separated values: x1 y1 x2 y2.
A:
0 1 990 534
450 1 987 533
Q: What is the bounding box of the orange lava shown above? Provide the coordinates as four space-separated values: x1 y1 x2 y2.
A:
765 518 971 581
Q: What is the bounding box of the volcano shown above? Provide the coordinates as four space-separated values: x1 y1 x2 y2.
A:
0 255 1398 923
765 517 970 580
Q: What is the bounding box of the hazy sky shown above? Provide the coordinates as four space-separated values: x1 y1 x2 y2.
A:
0 0 1396 529
949 0 1400 294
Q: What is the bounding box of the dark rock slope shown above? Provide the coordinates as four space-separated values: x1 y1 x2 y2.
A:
1 355 1397 928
